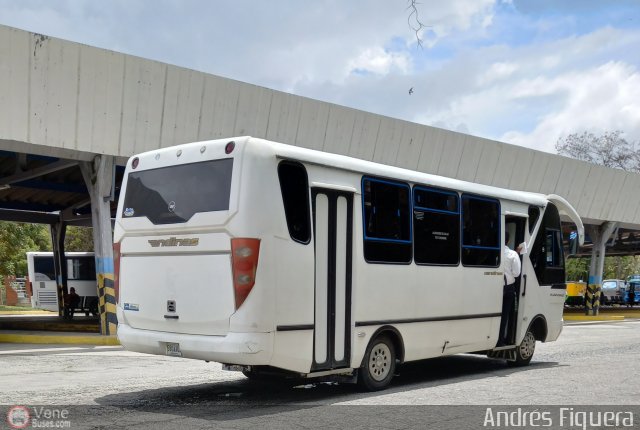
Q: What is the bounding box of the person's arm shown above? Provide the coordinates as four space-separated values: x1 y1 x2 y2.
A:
512 251 522 278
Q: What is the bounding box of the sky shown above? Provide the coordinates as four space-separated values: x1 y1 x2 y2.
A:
1 0 639 153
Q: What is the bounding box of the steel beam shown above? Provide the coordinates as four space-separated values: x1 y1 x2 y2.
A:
0 208 58 224
0 159 78 186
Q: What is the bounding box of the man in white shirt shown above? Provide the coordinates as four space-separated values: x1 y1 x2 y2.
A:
498 231 521 346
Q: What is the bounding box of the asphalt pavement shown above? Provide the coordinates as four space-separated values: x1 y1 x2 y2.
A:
1 321 639 429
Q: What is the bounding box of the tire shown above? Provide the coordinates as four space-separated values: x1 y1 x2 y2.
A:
508 330 536 367
358 335 396 391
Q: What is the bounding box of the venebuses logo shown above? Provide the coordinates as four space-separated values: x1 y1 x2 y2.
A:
6 406 30 429
6 406 71 429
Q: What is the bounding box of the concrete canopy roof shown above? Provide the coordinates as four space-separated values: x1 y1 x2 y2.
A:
0 24 639 229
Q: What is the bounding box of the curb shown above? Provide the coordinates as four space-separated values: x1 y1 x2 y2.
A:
0 311 56 315
0 333 120 345
564 315 625 322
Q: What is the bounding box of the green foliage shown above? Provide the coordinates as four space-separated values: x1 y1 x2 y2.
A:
566 255 640 281
566 257 590 281
65 226 94 252
604 256 640 280
0 222 51 278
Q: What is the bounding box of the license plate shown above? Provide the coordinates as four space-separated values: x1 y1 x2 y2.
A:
166 342 182 357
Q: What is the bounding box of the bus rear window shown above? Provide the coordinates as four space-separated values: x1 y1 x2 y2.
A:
122 158 233 225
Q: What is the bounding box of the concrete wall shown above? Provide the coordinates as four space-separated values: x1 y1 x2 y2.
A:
1 24 640 227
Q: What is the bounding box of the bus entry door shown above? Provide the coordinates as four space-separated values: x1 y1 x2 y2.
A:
311 188 353 371
505 215 527 346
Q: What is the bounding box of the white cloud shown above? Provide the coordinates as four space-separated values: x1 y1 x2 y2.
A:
347 47 410 76
0 0 498 90
502 61 640 152
478 61 519 85
0 0 638 157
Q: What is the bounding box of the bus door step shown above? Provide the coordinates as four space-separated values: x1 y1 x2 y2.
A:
487 348 517 361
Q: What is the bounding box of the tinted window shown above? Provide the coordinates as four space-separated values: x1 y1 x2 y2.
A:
278 161 311 244
33 257 55 281
362 177 412 263
413 187 460 265
461 195 500 267
530 203 565 285
122 158 233 225
67 257 96 281
545 230 563 267
528 206 540 234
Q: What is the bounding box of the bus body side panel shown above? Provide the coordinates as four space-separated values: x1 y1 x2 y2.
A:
270 235 315 373
349 192 500 368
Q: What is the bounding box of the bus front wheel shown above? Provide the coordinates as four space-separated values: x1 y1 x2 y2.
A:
358 335 396 391
509 330 536 367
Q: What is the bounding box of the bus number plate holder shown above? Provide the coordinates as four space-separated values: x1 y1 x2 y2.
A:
166 342 182 357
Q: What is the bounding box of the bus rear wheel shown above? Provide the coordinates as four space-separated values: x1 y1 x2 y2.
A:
358 335 396 391
509 330 536 367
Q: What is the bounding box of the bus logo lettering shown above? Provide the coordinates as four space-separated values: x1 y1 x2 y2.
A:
148 237 199 247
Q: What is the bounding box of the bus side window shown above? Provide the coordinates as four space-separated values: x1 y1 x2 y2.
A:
278 161 311 244
67 257 96 281
362 177 412 264
461 195 500 267
413 186 460 265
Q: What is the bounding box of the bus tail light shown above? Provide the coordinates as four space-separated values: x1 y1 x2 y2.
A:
113 242 121 304
231 238 260 310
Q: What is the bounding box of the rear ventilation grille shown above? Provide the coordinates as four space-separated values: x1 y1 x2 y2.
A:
167 300 176 313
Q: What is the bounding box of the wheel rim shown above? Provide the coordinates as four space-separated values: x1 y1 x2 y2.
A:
519 331 536 360
369 343 392 381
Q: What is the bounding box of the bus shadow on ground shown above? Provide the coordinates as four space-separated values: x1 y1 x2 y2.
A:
95 354 563 423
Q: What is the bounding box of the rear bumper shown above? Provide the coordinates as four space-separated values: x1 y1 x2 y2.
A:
117 323 273 365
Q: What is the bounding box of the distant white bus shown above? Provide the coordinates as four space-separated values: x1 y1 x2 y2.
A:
114 137 583 390
27 252 97 312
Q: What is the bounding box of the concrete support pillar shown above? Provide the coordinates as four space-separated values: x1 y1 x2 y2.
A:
50 221 67 317
585 222 618 316
80 155 117 336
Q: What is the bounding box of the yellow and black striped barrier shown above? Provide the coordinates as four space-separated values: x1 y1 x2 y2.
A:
97 258 118 336
585 284 602 316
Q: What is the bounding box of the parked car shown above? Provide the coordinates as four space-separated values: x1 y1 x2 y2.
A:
601 279 625 305
624 280 640 305
627 274 640 283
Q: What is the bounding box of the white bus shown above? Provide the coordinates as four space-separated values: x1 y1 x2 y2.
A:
114 136 584 390
27 252 98 313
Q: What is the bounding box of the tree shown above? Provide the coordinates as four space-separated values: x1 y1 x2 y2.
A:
65 226 94 252
0 222 51 278
566 257 590 282
555 130 640 172
557 130 640 287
